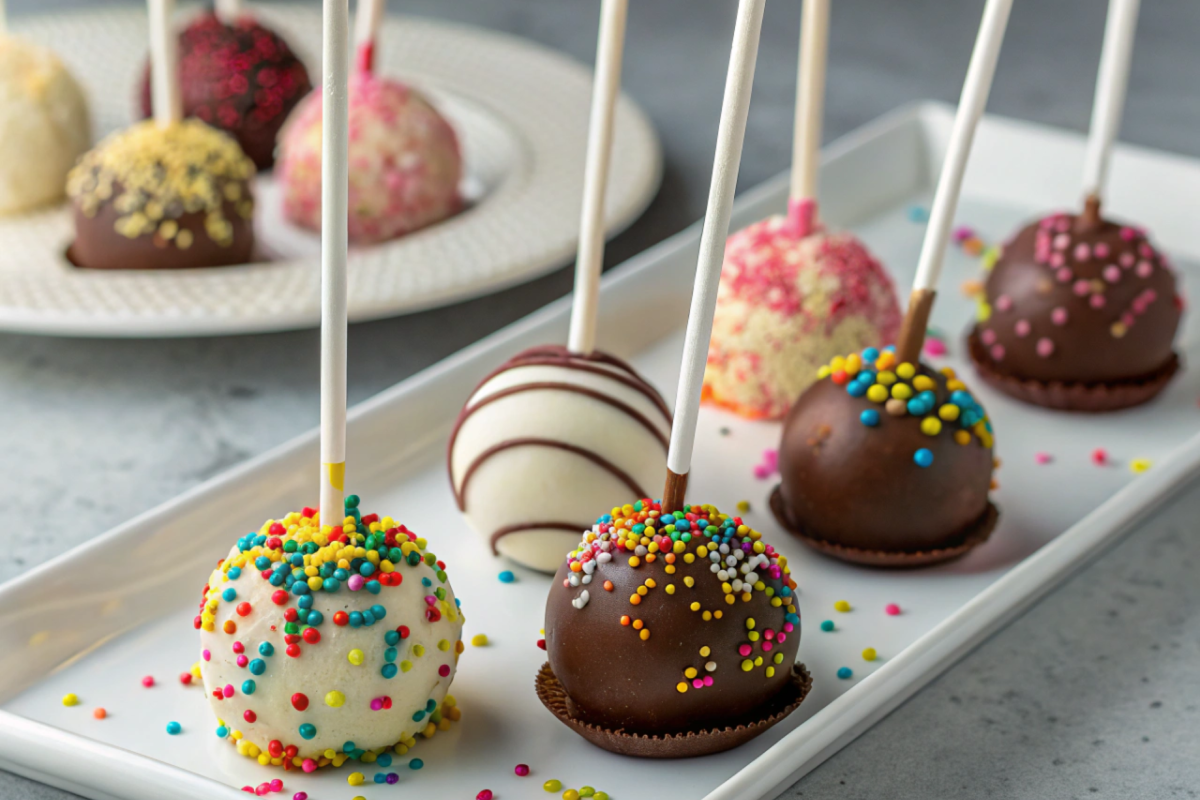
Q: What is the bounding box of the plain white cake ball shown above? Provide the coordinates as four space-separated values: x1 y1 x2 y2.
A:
0 36 90 215
197 500 464 770
448 346 672 573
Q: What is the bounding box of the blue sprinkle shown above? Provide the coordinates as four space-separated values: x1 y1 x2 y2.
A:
847 381 867 398
298 723 317 740
371 604 386 619
498 571 515 584
820 620 835 632
409 759 424 770
344 741 356 752
837 667 854 680
412 710 426 722
914 448 934 468
359 562 376 577
242 680 256 695
269 572 285 586
166 721 182 735
385 630 401 646
425 698 437 712
222 588 237 602
323 577 340 592
249 659 266 675
906 398 925 416
367 580 382 595
377 753 393 768
258 642 274 657
296 609 310 623
421 577 432 587
384 647 397 663
254 556 270 571
374 773 386 784
349 611 363 628
361 610 376 626
860 409 880 427
215 725 228 738
907 205 929 223
307 610 324 626
298 594 314 610
334 568 349 581
862 347 880 363
291 583 309 596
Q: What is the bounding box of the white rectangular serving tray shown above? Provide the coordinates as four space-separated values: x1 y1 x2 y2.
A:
3 101 1200 800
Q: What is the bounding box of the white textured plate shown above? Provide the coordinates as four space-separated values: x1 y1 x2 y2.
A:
0 5 662 337
3 104 1200 800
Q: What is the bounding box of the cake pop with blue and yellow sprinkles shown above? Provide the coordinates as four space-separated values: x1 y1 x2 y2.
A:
196 495 464 771
771 346 998 566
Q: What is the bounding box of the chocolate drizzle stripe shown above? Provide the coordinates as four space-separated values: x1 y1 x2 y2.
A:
488 521 583 555
454 438 649 511
450 382 669 463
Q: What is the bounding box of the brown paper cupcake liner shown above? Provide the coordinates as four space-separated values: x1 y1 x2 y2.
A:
535 661 812 759
769 486 998 568
967 328 1180 412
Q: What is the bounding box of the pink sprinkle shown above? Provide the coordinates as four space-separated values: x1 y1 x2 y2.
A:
242 788 253 794
783 622 795 633
179 673 193 685
990 344 1006 361
1052 233 1070 250
202 649 211 662
1120 227 1136 241
1055 266 1072 282
269 780 283 792
1136 261 1154 278
1120 252 1136 268
1036 338 1055 357
1103 265 1121 283
223 684 235 698
763 628 776 641
1139 242 1154 257
1073 279 1091 297
753 465 770 480
1049 252 1066 268
348 574 365 591
477 792 494 800
236 655 249 668
1051 307 1069 326
1094 243 1110 258
776 632 787 643
885 603 901 616
1055 217 1071 233
1092 448 1109 466
981 329 997 346
1035 452 1052 465
256 783 270 796
293 793 308 800
514 764 530 777
301 759 317 773
438 664 451 677
704 675 715 687
1014 319 1031 338
923 338 947 357
370 698 383 711
1089 294 1106 309
763 448 779 468
953 225 975 243
232 642 245 654
995 294 1013 312
1073 243 1091 261
762 640 774 651
141 676 155 688
693 678 705 689
738 643 753 657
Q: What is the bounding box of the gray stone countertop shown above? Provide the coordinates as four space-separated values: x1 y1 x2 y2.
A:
2 1 1198 798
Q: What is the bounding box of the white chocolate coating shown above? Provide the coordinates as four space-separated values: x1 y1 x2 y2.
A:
0 36 90 216
198 518 463 766
449 347 671 573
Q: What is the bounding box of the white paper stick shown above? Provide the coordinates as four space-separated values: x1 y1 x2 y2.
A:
320 0 350 526
1082 0 1140 200
148 0 182 128
214 0 243 25
666 0 766 477
567 0 628 356
353 0 385 72
910 0 1012 294
788 0 829 218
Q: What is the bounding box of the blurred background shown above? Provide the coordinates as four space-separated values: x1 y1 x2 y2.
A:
2 1 1198 798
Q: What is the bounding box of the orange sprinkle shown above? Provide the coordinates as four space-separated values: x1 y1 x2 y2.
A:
632 619 644 630
603 581 614 592
620 615 631 626
629 594 641 605
93 708 107 720
223 620 237 634
570 561 583 573
645 553 657 563
665 553 676 564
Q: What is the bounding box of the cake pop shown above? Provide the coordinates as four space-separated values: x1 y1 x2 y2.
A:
773 0 1012 565
449 346 671 573
539 499 808 755
69 0 256 270
137 9 313 170
0 35 90 215
704 0 900 420
276 0 461 244
197 498 464 768
67 119 256 269
448 0 669 573
967 0 1181 411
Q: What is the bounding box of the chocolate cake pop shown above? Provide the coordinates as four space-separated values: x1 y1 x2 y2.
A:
66 119 256 269
0 36 90 216
968 210 1182 410
539 499 809 756
771 348 998 565
448 346 671 574
138 11 312 170
705 215 900 419
276 70 461 244
196 497 464 769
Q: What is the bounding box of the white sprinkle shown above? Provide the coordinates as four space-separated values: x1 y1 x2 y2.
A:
705 661 717 672
582 560 595 574
745 572 759 584
571 590 590 610
717 569 729 581
731 579 744 593
581 574 592 584
725 556 737 567
597 552 612 563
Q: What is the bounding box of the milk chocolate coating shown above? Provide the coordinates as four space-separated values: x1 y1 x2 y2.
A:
69 197 254 271
776 371 994 553
544 551 800 735
973 213 1182 385
138 12 312 170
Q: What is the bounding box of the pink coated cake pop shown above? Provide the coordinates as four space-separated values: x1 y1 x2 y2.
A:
703 207 901 420
276 70 462 244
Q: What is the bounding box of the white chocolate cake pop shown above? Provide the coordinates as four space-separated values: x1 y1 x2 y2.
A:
448 346 671 573
0 36 90 216
197 497 464 770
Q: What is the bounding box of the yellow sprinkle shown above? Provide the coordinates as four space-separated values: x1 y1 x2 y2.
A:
699 646 711 657
817 365 831 379
690 602 701 612
62 693 79 707
896 362 916 380
676 682 688 693
348 772 365 786
740 659 753 672
665 584 676 595
684 576 695 588
639 629 650 641
891 383 913 400
862 648 878 661
325 690 345 707
938 404 961 421
877 370 897 386
921 417 943 436
834 600 851 613
867 384 889 403
471 634 488 647
1130 458 1152 474
736 500 750 513
954 430 972 446
913 375 936 392
347 648 365 665
684 667 698 679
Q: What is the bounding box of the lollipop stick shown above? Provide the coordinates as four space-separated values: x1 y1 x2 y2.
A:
320 0 350 526
895 0 1012 365
148 0 182 128
0 0 7 36
1080 0 1140 227
663 0 766 514
353 0 385 73
566 0 629 356
787 0 829 238
214 0 243 25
